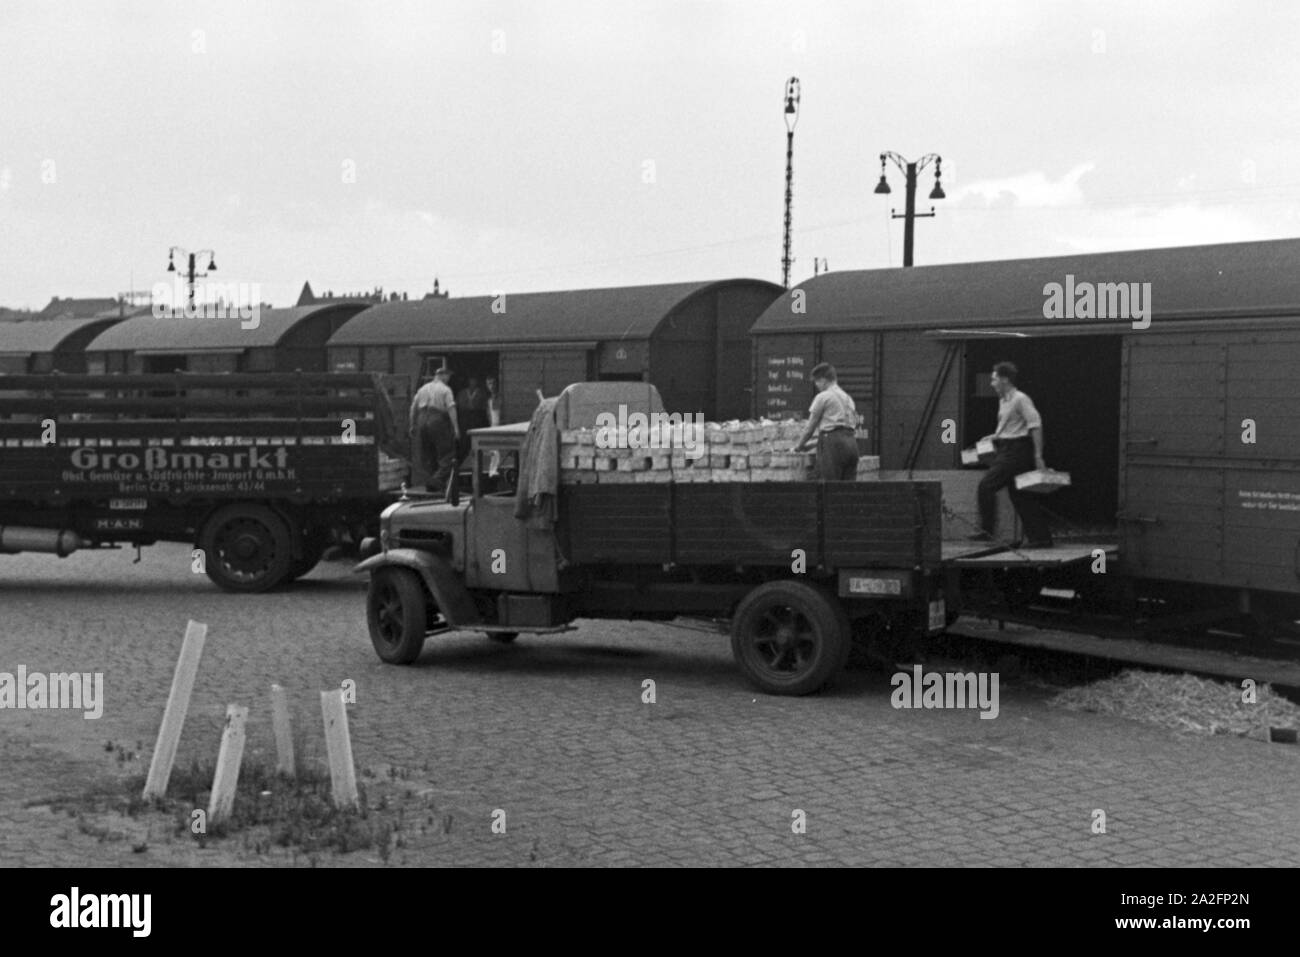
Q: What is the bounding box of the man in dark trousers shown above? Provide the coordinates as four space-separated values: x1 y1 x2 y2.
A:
456 375 490 460
795 362 860 480
409 366 460 495
970 361 1052 547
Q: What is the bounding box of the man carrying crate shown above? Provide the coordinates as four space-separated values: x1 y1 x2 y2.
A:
969 361 1053 548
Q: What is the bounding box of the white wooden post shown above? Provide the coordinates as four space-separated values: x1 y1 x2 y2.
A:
320 689 358 808
270 683 295 778
143 620 207 799
207 704 248 824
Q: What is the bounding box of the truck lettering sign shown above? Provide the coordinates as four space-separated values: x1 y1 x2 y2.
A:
69 446 289 472
109 498 148 510
94 517 144 531
57 445 301 496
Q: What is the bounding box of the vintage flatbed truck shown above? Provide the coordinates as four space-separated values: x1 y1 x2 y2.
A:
0 372 405 591
356 383 952 695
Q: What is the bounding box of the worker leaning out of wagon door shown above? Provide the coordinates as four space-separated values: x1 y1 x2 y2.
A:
409 366 460 496
795 362 860 480
969 361 1053 548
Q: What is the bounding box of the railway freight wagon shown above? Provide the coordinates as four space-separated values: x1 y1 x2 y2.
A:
748 237 1300 621
83 302 367 375
0 315 126 375
325 279 783 436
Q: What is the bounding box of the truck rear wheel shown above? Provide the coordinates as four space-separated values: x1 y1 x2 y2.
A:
286 528 331 582
367 567 428 664
730 581 851 695
199 504 294 592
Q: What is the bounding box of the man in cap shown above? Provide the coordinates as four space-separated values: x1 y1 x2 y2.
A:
409 366 460 495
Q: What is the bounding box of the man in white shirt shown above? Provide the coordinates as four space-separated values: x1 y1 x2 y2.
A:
971 361 1052 547
409 366 460 494
796 363 860 480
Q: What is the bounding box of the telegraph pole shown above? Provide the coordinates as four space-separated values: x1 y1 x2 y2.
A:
873 152 944 267
781 77 801 289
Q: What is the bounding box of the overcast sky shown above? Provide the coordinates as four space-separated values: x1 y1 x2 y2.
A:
1 0 1297 309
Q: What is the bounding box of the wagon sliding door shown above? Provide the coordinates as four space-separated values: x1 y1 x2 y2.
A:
500 348 591 423
1122 329 1300 596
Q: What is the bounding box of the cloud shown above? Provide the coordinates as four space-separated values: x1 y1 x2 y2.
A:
1052 203 1265 253
954 163 1096 209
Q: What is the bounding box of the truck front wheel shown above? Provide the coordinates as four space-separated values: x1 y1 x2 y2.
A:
367 568 428 664
199 504 294 592
730 581 851 695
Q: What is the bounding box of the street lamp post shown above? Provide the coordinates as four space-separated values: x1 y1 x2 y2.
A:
781 77 801 289
167 246 217 310
873 152 944 267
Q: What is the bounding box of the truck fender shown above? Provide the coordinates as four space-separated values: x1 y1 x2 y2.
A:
354 548 482 627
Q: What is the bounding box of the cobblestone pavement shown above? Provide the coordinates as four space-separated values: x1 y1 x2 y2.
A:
2 544 1298 867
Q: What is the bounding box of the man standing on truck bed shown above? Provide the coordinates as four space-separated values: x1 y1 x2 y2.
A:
410 365 460 494
970 361 1053 548
795 362 860 480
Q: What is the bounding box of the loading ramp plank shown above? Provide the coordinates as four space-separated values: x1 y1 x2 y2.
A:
948 615 1300 687
941 542 1117 568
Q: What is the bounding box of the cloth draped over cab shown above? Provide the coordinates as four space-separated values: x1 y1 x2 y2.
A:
514 397 560 523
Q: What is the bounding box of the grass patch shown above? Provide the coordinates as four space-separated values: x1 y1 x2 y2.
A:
131 757 405 860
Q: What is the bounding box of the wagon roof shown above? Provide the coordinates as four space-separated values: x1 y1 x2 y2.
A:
327 279 781 347
85 303 364 354
750 237 1300 334
0 316 123 357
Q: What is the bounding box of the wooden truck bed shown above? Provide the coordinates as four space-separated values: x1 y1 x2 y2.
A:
558 481 942 569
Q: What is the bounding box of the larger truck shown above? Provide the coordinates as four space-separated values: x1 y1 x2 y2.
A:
356 383 952 694
0 372 405 591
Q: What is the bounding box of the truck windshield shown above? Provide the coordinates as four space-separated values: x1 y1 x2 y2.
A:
477 448 519 498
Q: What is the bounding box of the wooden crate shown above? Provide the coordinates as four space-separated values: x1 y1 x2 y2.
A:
1014 469 1071 493
961 438 996 466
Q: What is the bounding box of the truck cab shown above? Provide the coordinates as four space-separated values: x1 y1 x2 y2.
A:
372 422 556 590
359 417 575 666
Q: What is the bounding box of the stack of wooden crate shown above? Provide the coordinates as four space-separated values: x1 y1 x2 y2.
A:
559 419 880 484
378 450 409 490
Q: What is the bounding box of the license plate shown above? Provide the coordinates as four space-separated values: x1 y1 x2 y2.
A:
928 599 947 632
109 498 148 510
848 576 902 596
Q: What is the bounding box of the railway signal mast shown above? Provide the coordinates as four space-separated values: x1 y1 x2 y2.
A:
781 77 801 289
874 151 944 267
